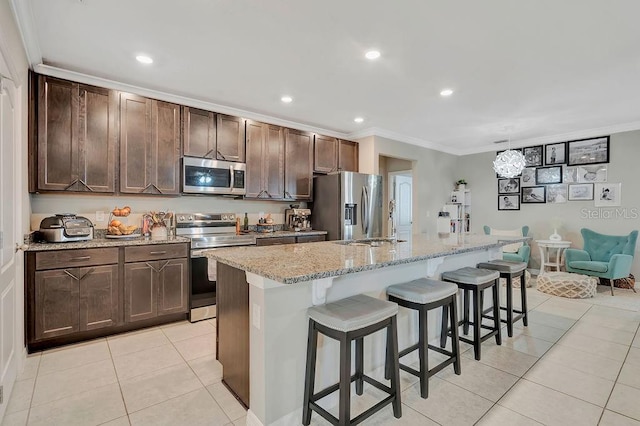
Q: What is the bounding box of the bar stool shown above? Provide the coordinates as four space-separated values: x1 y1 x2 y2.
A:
386 278 461 398
440 267 502 361
476 260 528 337
302 294 402 426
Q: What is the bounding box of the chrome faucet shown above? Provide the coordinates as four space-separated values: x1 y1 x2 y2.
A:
388 200 397 242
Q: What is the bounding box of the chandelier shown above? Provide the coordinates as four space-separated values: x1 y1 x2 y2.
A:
493 133 526 178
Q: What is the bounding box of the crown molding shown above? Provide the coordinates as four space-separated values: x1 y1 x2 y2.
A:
33 64 352 139
347 127 463 155
10 0 42 67
459 120 640 156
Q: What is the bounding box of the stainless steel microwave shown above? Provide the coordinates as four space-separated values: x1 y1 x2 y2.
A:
182 157 246 195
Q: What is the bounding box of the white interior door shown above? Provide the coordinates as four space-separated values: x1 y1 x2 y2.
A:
0 75 18 420
389 172 412 240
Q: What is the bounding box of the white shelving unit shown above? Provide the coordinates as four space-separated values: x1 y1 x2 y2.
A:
444 188 470 233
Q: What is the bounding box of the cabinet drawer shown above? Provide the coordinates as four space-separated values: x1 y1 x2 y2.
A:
35 248 119 270
124 243 188 262
296 235 326 243
256 237 296 247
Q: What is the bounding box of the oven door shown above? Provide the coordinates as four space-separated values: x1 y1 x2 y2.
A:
183 157 246 195
189 249 218 322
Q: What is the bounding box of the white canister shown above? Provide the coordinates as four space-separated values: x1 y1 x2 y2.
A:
150 225 168 240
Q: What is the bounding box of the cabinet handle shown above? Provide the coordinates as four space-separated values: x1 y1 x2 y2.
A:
145 260 170 273
63 270 79 280
64 179 79 190
78 179 94 192
217 150 226 160
70 256 91 261
204 148 215 158
149 251 167 255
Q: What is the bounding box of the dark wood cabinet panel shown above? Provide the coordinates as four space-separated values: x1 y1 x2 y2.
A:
255 236 296 246
264 124 285 199
314 135 338 173
217 262 250 407
124 262 157 322
216 114 245 162
183 106 216 158
36 76 117 192
120 94 180 195
124 243 188 263
245 120 266 198
34 269 80 340
296 234 326 243
157 259 189 316
79 265 119 331
284 128 313 200
36 248 119 270
338 139 359 172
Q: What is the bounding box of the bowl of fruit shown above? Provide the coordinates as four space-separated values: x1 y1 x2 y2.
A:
106 206 139 238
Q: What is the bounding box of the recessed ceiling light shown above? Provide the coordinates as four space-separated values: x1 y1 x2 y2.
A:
136 55 153 64
281 96 293 103
354 117 364 123
440 89 454 97
365 50 381 60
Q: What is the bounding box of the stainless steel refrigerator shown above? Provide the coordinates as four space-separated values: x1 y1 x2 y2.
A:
312 172 383 241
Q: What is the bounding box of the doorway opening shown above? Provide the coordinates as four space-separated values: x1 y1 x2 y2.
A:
379 156 413 240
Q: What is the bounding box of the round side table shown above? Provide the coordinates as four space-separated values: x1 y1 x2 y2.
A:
536 240 572 275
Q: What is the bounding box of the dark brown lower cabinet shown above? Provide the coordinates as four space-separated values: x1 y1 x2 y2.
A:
217 262 250 407
26 243 189 352
125 259 188 322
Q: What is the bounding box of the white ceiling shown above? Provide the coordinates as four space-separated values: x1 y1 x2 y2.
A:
12 0 640 154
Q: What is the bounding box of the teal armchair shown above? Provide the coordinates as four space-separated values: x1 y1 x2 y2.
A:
484 225 531 265
565 228 638 295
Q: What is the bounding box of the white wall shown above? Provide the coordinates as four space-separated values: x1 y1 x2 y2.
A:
459 130 640 274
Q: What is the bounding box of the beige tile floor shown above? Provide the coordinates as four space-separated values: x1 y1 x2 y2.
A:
4 282 640 425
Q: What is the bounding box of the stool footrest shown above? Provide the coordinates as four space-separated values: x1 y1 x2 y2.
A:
398 342 420 359
458 330 498 346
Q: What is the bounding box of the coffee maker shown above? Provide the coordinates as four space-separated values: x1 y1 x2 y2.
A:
285 207 312 231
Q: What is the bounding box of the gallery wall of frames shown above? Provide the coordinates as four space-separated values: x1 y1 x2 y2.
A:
496 136 621 211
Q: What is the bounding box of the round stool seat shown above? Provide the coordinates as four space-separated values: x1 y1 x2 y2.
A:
477 260 527 274
537 272 597 299
387 278 458 304
308 294 398 332
442 267 500 285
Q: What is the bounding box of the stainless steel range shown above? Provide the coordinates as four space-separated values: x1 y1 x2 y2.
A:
176 213 256 322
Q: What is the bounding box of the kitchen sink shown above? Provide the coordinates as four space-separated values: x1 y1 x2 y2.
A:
334 238 408 246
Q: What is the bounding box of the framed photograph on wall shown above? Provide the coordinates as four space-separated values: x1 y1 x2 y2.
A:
498 178 520 194
498 195 520 210
567 136 610 166
568 183 594 201
535 166 563 185
577 165 607 183
522 186 546 203
521 168 536 187
523 145 543 167
564 166 578 183
546 184 568 204
594 183 621 207
545 142 566 165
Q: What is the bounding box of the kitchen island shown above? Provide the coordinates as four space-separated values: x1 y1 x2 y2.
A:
206 234 529 426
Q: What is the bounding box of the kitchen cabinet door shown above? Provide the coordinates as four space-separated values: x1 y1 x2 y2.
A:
216 114 245 162
157 259 189 316
338 139 359 172
124 261 157 322
284 128 313 200
120 94 181 194
34 269 80 340
245 120 266 198
36 76 117 192
78 265 119 331
313 134 338 173
264 124 285 199
183 106 216 158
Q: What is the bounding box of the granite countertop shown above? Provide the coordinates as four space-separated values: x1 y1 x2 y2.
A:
25 235 191 252
206 234 531 284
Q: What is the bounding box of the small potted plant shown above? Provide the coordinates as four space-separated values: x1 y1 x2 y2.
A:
455 179 467 190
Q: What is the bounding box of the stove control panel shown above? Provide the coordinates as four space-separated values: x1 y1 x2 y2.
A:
176 213 237 225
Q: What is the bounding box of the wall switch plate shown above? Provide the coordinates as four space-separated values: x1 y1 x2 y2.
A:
252 303 261 329
96 211 105 222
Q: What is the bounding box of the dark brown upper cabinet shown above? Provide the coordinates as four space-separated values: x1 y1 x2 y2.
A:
284 128 313 200
216 114 245 162
36 75 117 193
245 120 285 199
338 139 359 172
313 135 338 173
182 106 216 158
120 93 181 195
